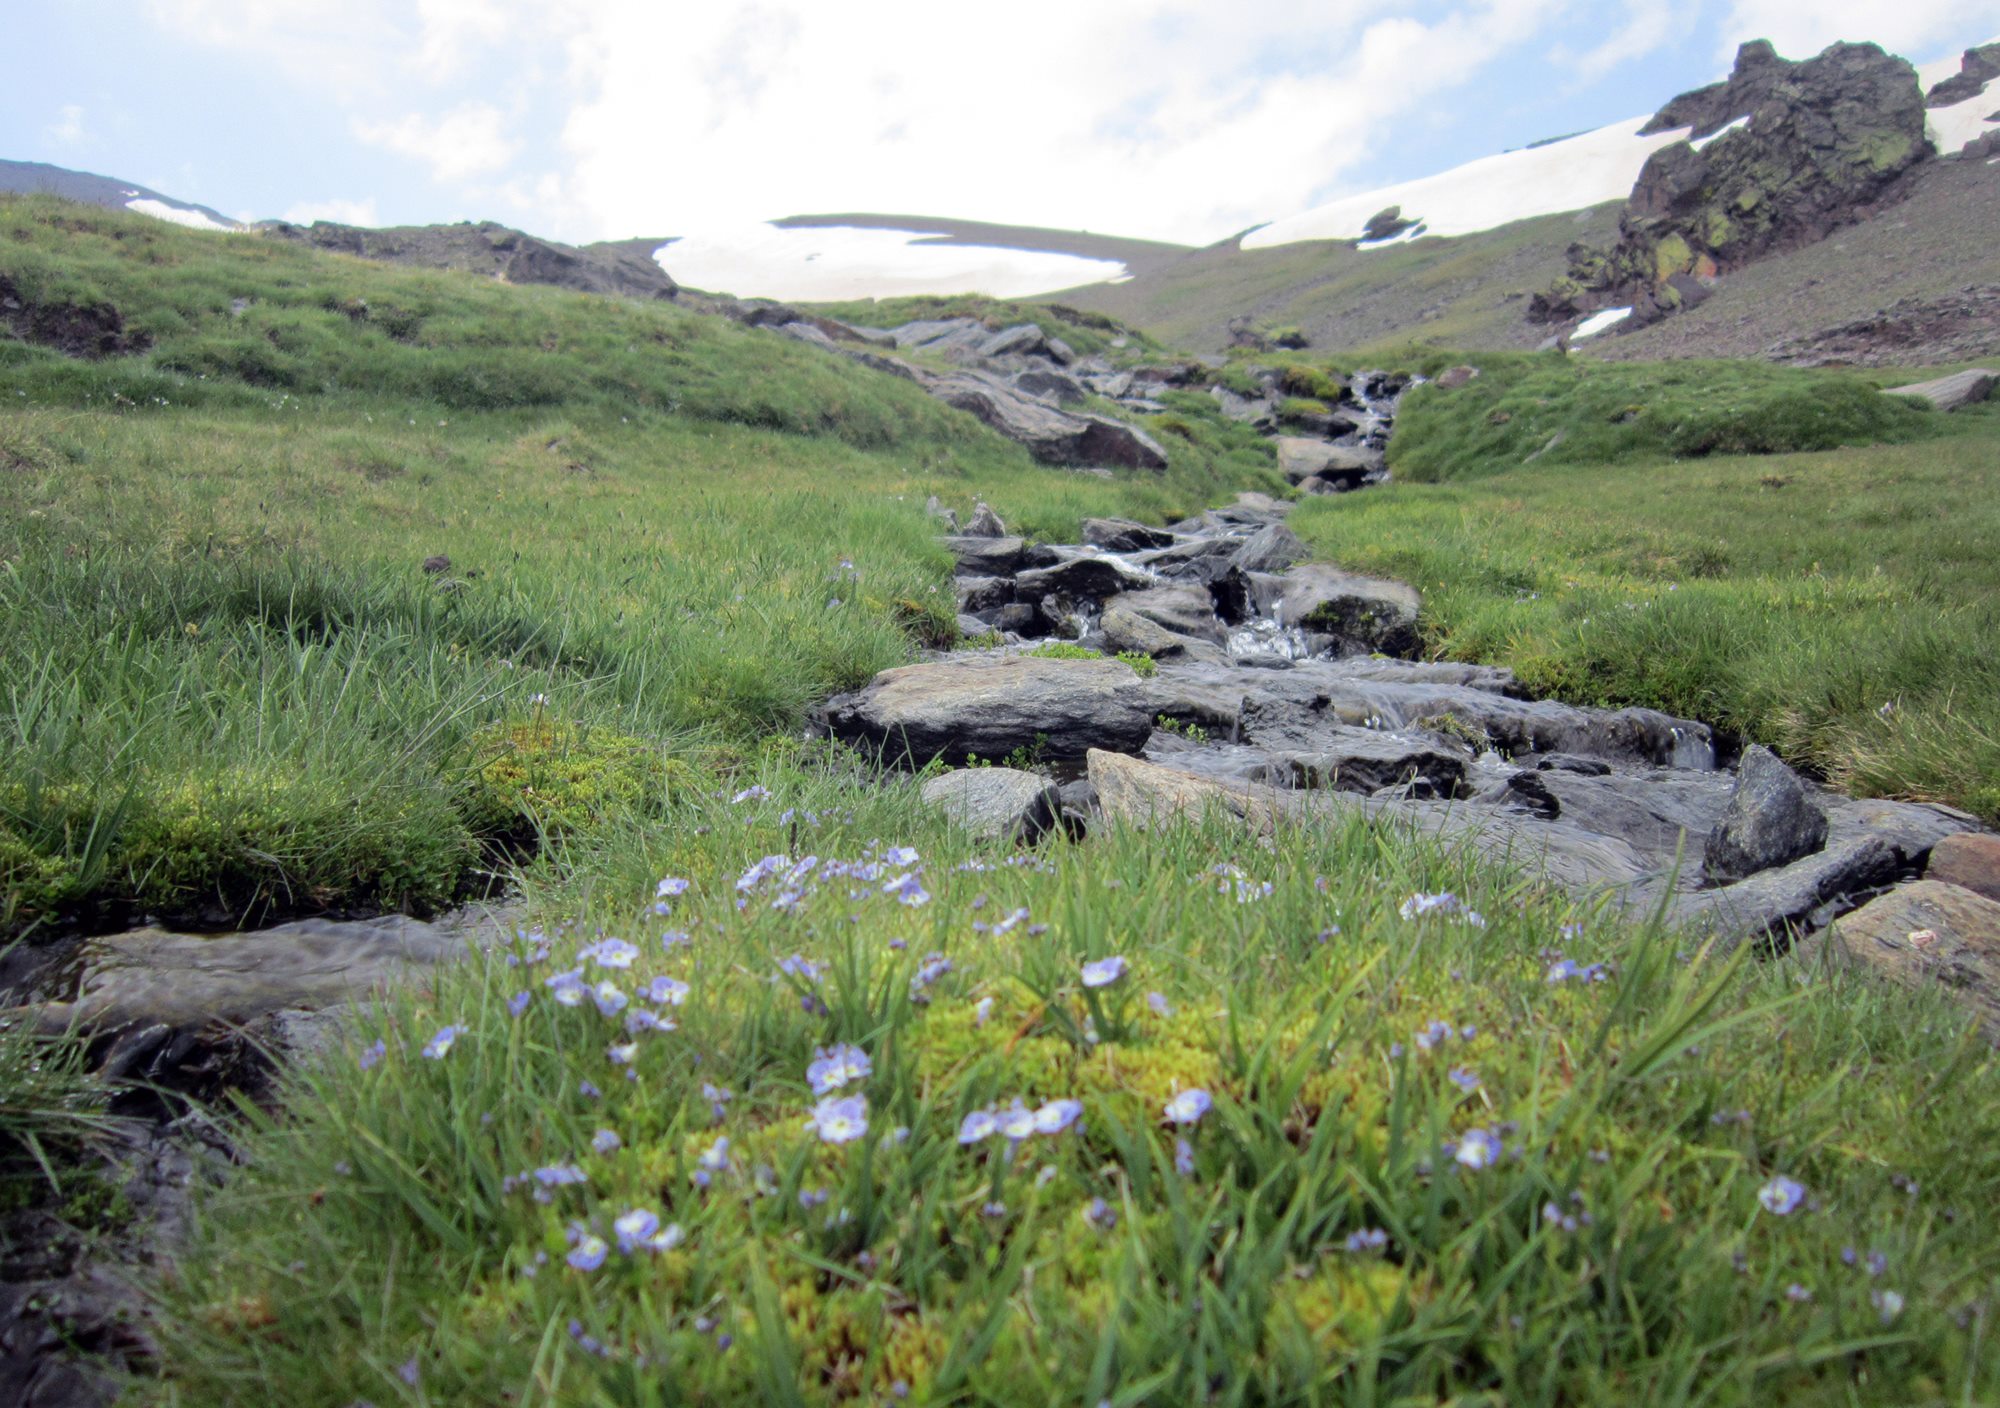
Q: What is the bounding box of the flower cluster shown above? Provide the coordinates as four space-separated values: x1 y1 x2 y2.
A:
958 1098 1084 1144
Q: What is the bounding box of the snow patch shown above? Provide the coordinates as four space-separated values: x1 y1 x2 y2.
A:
1572 307 1633 341
1357 223 1426 251
652 223 1127 301
1918 41 2000 155
1243 116 1692 251
125 198 236 233
1689 115 1749 153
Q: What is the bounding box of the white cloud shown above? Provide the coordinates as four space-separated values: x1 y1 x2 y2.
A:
354 102 519 181
1569 11 1677 80
281 196 383 226
1719 1 2000 61
47 103 87 145
549 0 1576 245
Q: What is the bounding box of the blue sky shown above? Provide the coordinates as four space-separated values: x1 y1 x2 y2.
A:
7 1 1997 246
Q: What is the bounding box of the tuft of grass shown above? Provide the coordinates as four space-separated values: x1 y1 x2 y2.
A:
1387 353 1941 481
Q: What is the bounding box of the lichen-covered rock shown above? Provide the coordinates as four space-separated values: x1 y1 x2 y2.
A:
920 767 1062 843
1882 369 1996 411
1705 745 1829 883
1537 40 1931 327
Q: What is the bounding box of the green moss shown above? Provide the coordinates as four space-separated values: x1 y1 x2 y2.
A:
1278 397 1333 423
464 718 684 838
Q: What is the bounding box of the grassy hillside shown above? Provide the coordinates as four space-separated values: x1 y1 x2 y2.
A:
0 195 1269 937
1053 205 1622 356
4 196 1999 1407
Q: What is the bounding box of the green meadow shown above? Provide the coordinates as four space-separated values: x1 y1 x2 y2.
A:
3 198 1998 1406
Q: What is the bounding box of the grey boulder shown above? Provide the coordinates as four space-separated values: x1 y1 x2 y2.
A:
1705 745 1829 883
920 767 1062 843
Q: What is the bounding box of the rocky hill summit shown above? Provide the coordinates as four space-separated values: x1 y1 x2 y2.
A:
259 218 680 303
1534 41 1968 329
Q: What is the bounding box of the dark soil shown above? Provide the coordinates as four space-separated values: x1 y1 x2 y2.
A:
0 275 149 360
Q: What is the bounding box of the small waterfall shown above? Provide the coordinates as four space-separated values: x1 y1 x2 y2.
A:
1668 727 1716 771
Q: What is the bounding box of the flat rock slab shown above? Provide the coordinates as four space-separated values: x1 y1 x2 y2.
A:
821 655 1156 766
920 767 1061 843
25 914 482 1036
1883 369 1996 411
1826 880 2000 1035
1081 517 1173 552
1088 749 1298 832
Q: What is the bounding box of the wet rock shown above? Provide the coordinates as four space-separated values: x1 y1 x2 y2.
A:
1705 745 1829 883
1536 753 1612 776
1883 369 1995 411
1927 833 2000 902
820 655 1156 766
1227 523 1308 575
1266 564 1422 657
1103 585 1227 646
1132 535 1241 582
1274 438 1384 486
1100 596 1226 664
1825 880 2000 1035
920 767 1062 843
945 535 1053 576
1081 517 1173 552
1013 555 1155 606
955 576 1016 612
1278 730 1470 797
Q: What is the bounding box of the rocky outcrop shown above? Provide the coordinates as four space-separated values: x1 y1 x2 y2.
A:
1704 745 1829 882
853 493 1980 952
1882 368 1996 411
260 220 680 301
1535 41 1932 329
921 368 1169 470
1925 43 2000 107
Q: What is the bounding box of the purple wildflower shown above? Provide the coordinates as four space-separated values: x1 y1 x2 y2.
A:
358 1038 387 1070
1344 1227 1389 1254
590 980 628 1017
957 1110 998 1144
507 990 532 1017
1447 1066 1480 1093
583 937 639 970
1174 1137 1195 1176
1163 1088 1212 1125
1756 1176 1805 1216
421 1024 465 1060
1080 955 1127 989
566 1234 609 1272
1084 1197 1118 1231
645 975 690 1006
1033 1099 1083 1134
591 1128 622 1155
1147 991 1173 1017
1452 1128 1503 1171
807 1094 869 1145
806 1043 872 1094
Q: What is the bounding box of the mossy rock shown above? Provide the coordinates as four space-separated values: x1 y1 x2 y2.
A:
465 719 685 838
